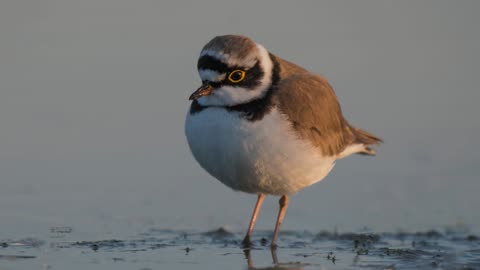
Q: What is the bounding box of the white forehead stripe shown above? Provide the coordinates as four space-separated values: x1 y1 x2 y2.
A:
198 69 226 82
200 49 229 60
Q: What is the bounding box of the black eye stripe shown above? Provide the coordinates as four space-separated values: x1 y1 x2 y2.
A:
220 61 264 89
197 55 264 89
197 55 257 74
234 61 264 89
197 55 230 73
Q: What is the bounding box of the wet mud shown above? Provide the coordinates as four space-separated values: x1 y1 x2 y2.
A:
1 227 479 270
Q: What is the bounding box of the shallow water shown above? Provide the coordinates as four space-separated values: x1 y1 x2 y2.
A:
1 227 479 270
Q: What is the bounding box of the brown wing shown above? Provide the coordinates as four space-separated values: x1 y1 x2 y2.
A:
275 73 358 157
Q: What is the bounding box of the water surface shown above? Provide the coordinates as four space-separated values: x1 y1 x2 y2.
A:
1 227 479 270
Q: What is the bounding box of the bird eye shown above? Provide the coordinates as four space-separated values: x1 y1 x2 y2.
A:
227 70 246 83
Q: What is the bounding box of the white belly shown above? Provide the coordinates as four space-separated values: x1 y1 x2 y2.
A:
185 107 336 195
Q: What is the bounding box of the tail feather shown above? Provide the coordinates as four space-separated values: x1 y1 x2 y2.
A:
351 127 383 156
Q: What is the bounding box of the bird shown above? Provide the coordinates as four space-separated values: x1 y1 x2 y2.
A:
184 35 382 248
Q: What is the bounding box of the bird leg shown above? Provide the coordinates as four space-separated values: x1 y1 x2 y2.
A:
271 247 279 265
242 193 265 247
271 195 289 248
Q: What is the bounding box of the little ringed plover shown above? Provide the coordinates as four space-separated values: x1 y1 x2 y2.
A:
185 35 382 248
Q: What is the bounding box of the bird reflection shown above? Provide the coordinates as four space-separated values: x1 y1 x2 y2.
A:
243 248 305 270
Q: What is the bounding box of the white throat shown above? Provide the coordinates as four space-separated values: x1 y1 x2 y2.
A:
197 43 273 107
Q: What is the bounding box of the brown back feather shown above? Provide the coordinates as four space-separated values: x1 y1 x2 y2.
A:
274 58 381 156
276 57 309 78
275 72 354 156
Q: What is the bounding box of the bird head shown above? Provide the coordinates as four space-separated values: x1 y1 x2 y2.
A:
189 35 275 107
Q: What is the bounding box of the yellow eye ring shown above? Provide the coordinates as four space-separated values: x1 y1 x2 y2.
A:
227 70 246 83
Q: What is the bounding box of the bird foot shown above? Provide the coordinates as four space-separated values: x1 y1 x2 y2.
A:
242 236 252 248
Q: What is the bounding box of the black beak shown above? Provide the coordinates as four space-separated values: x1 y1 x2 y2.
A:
189 83 214 100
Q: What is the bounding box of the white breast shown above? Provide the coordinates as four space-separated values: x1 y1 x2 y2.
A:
184 107 336 195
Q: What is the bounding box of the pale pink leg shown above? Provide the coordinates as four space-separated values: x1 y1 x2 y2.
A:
271 247 279 264
271 195 289 248
242 193 266 247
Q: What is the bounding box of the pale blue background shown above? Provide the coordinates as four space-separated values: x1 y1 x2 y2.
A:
1 1 479 238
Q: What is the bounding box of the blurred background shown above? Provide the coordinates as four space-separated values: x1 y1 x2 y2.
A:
1 1 479 239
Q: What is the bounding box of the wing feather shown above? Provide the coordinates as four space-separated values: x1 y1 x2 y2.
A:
275 73 381 157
